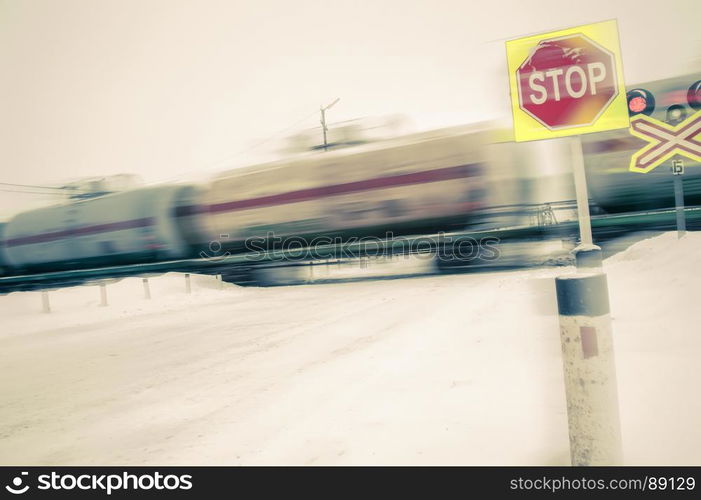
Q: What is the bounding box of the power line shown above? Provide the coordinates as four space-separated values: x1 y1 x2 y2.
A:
0 182 75 191
0 188 70 195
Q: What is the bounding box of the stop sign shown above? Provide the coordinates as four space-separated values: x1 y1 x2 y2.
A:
516 34 619 130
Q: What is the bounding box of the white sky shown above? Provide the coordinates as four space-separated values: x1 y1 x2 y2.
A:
1 0 699 217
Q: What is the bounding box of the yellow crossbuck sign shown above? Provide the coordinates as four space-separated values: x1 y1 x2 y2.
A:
629 110 701 173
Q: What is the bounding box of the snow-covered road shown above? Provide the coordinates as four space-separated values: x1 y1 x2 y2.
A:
1 232 699 465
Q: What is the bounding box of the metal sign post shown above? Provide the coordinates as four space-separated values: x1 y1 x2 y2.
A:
320 98 340 151
570 136 602 268
672 159 686 238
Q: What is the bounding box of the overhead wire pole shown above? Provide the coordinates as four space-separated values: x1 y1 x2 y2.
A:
320 98 340 151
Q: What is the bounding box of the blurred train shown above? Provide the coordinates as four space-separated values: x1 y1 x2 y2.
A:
0 74 699 277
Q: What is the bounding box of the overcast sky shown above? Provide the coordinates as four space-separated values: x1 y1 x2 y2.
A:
1 0 699 217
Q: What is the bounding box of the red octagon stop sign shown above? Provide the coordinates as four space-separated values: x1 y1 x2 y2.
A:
516 34 619 130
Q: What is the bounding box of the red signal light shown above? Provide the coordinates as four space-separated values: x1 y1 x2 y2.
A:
628 96 647 113
626 89 655 117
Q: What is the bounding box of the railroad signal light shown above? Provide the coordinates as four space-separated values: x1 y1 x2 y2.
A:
626 88 655 117
665 104 687 126
628 96 647 113
688 80 701 111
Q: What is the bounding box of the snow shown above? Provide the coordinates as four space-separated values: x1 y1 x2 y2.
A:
0 232 699 465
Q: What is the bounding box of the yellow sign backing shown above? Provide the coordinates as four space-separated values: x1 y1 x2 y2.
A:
506 20 629 142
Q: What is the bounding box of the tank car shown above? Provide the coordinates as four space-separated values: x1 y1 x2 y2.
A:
3 185 195 274
183 125 491 253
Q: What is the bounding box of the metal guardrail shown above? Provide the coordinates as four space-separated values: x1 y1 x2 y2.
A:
1 206 699 291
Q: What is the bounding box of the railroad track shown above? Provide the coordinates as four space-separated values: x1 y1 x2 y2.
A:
1 206 699 292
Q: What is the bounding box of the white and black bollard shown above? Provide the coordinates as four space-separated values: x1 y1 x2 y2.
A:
142 278 151 300
184 273 192 294
41 290 51 313
99 283 108 307
555 272 623 465
573 245 603 270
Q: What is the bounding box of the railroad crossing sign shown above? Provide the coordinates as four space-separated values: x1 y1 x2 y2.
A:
506 20 629 142
628 111 701 173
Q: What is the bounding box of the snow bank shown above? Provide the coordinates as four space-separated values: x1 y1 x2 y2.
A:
603 232 701 465
0 273 251 339
0 232 698 465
